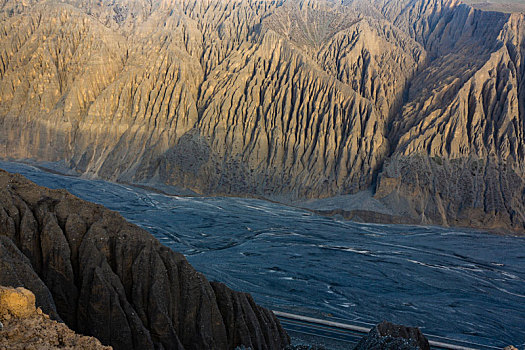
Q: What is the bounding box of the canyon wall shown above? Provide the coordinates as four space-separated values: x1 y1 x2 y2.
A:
1 0 524 232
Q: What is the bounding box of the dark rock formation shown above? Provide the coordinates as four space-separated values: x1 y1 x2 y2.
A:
0 236 60 321
0 169 289 350
212 282 289 349
353 321 430 350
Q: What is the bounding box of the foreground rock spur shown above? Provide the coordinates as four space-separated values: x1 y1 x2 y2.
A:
0 169 289 350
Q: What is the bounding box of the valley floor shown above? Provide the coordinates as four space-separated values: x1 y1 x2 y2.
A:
1 160 523 349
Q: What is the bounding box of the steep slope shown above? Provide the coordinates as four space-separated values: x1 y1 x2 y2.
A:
375 6 525 232
179 31 390 197
1 0 525 232
0 169 289 349
0 0 420 199
297 0 525 233
0 1 128 161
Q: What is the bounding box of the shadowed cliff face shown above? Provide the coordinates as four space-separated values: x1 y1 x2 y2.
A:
376 9 525 233
1 0 525 232
0 169 290 350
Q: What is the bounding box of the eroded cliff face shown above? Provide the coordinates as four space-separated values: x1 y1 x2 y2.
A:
376 10 525 233
0 169 290 349
1 0 525 232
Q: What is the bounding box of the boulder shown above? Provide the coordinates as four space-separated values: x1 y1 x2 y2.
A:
0 286 36 319
353 321 430 350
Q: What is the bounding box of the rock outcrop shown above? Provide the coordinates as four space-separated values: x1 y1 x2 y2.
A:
0 286 38 319
353 321 430 350
1 0 525 233
0 169 289 350
0 286 111 350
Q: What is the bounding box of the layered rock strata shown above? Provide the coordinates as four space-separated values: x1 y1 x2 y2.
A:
1 0 525 233
0 169 289 350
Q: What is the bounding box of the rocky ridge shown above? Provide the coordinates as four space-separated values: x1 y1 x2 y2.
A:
1 0 525 233
0 169 289 350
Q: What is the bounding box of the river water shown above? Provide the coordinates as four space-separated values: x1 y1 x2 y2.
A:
1 161 523 349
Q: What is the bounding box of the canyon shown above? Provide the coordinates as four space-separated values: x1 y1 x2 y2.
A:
1 0 525 233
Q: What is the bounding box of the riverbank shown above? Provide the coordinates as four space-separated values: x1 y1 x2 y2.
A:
0 160 523 348
6 159 524 237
